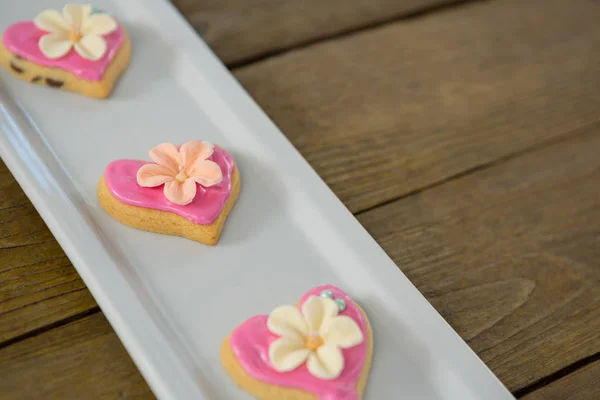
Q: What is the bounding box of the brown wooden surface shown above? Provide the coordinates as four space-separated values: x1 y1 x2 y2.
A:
0 169 96 343
233 0 600 213
358 125 600 392
521 360 600 400
2 0 600 398
170 0 466 65
0 313 152 399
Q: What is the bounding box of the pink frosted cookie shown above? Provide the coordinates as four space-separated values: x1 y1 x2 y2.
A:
0 4 130 98
222 285 373 400
97 140 240 245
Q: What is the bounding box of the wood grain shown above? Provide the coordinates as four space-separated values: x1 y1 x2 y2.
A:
0 313 154 400
520 360 600 400
0 161 97 343
357 125 600 391
234 0 600 213
170 0 464 65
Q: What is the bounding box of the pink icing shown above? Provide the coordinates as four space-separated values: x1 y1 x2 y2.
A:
230 285 368 400
104 147 235 225
2 21 124 81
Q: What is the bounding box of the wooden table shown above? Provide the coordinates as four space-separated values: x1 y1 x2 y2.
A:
2 0 600 398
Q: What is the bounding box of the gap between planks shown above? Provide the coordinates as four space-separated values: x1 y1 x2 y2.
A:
226 0 489 69
355 118 600 217
515 352 600 398
0 307 100 350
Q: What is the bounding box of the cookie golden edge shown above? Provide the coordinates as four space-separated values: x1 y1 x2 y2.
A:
220 303 373 400
0 28 131 99
97 166 240 246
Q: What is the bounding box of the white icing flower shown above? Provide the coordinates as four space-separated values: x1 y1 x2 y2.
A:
34 4 117 61
267 295 363 380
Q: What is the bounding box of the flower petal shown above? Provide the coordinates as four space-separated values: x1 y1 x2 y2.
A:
267 305 309 338
188 160 223 187
268 337 310 372
74 35 106 61
302 296 339 333
81 14 117 36
34 10 70 33
38 34 73 59
320 315 363 349
63 4 92 28
136 164 175 187
306 344 344 380
179 140 214 167
149 143 180 173
163 179 197 205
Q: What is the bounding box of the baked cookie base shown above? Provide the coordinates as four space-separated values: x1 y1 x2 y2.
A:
97 167 240 246
0 30 131 99
221 303 373 400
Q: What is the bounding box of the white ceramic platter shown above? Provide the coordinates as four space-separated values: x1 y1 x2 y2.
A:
0 1 515 399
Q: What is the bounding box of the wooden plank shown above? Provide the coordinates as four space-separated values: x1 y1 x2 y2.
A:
356 126 600 391
0 313 154 400
520 360 600 400
2 127 600 397
234 0 600 213
0 162 97 344
170 0 463 65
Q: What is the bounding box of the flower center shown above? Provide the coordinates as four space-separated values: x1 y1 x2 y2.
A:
305 334 324 351
68 29 83 43
175 165 188 183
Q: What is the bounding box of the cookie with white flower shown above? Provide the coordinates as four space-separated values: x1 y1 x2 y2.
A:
222 285 373 400
97 140 240 245
0 4 130 98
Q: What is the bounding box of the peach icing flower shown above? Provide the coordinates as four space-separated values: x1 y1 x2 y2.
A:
136 141 223 206
267 295 363 380
34 4 117 61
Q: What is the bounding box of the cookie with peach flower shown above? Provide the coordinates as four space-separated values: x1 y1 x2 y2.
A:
97 140 240 245
221 285 373 400
0 4 130 98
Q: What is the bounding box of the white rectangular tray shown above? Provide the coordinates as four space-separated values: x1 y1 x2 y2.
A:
0 1 515 399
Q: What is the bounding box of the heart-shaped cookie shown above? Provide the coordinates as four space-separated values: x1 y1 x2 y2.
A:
0 4 130 98
97 140 240 245
222 285 373 399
